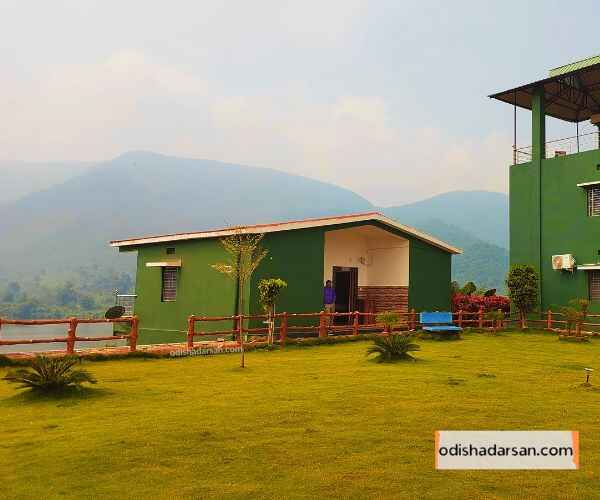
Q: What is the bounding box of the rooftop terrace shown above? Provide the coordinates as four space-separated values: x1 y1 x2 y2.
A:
490 54 600 165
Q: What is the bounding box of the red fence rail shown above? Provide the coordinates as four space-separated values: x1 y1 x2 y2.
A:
188 306 600 346
186 309 417 348
3 306 596 357
511 309 600 337
0 316 139 354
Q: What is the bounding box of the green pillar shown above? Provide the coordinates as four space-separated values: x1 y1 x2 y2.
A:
531 86 545 310
532 87 546 163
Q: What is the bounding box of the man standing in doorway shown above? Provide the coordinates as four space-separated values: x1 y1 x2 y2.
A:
324 280 336 325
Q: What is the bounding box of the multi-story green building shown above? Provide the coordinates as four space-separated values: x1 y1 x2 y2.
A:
491 55 600 311
111 212 461 344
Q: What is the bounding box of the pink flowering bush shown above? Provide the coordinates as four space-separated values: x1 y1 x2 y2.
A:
452 293 510 313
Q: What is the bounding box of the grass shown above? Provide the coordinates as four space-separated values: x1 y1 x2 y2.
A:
0 330 598 499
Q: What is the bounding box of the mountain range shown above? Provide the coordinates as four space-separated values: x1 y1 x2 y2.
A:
0 151 508 291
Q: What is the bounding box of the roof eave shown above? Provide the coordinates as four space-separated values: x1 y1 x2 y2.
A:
488 61 600 123
110 213 462 255
488 60 600 99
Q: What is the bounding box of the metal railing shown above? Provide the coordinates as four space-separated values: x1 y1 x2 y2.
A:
514 131 600 164
116 294 137 316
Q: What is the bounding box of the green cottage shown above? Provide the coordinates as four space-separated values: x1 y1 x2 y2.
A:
111 212 461 344
490 55 600 312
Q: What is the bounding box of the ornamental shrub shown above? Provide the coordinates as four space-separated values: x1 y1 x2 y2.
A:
366 334 420 362
375 310 401 333
257 278 288 345
452 293 510 313
257 278 288 312
558 298 590 335
3 355 96 393
506 265 539 326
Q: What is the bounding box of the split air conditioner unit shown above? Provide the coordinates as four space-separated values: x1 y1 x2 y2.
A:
552 254 575 271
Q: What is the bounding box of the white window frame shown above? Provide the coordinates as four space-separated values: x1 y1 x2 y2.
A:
587 186 600 216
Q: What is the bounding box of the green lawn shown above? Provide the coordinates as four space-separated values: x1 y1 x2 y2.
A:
1 331 599 499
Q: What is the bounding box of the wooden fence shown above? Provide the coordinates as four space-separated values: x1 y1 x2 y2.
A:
2 306 597 357
187 307 600 346
0 316 139 354
454 307 600 336
506 309 600 336
187 310 417 348
186 308 510 347
453 308 504 329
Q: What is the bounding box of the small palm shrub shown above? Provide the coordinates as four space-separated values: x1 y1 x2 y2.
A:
3 355 96 393
366 334 420 362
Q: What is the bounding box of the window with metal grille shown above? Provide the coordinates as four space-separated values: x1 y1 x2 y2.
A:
161 267 178 302
589 271 600 301
587 187 600 216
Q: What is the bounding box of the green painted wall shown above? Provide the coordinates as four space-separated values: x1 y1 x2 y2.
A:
123 221 454 343
408 237 452 311
510 148 600 312
510 83 600 312
131 239 238 344
249 228 325 320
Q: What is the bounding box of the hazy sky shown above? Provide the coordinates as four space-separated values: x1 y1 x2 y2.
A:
1 1 599 204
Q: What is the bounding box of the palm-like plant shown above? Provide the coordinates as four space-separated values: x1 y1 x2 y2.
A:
366 334 420 362
375 311 401 333
3 355 96 393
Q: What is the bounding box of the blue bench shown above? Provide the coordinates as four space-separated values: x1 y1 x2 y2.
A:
420 312 462 335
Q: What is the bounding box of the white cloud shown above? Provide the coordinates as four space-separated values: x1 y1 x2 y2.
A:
0 49 510 205
202 92 510 204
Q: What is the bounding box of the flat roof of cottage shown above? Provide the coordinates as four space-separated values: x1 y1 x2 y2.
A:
110 212 462 254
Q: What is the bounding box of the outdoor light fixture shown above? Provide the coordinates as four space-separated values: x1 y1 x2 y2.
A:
584 368 594 385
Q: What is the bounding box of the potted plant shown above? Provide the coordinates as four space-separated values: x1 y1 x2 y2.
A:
258 278 288 346
375 310 401 334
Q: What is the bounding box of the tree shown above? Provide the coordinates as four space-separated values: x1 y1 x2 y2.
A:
506 265 539 328
78 294 97 310
2 282 21 302
211 231 268 367
56 281 78 307
257 278 288 345
460 281 477 296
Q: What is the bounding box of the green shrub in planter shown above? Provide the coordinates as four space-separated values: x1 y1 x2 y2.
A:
375 311 401 333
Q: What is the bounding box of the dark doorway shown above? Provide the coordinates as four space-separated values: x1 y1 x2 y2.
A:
332 266 358 324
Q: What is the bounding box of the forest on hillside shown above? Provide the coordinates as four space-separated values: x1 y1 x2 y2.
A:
0 266 133 319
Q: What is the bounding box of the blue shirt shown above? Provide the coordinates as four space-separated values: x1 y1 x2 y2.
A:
324 286 336 305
